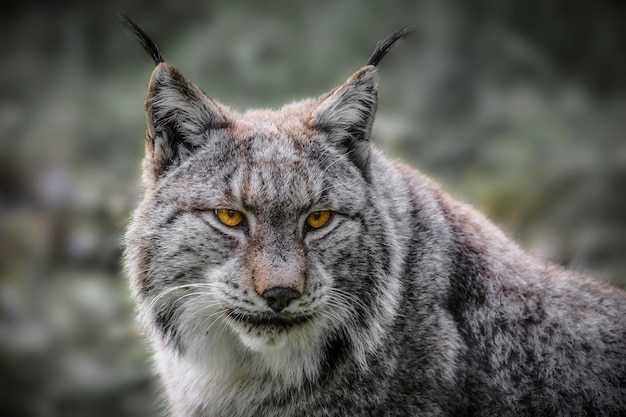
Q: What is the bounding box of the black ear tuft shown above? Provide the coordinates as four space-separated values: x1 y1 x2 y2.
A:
367 27 413 67
118 13 165 65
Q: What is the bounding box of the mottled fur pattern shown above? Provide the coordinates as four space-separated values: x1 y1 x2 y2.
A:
123 20 626 416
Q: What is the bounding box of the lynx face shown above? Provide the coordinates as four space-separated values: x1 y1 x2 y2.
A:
125 62 405 382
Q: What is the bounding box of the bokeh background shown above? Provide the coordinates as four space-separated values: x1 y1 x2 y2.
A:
2 1 625 416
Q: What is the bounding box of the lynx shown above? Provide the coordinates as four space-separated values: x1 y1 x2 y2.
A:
121 16 626 417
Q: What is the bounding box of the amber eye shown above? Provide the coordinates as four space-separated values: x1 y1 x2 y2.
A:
305 210 332 230
215 209 245 227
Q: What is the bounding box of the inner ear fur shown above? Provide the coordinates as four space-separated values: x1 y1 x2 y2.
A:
144 63 230 181
310 66 379 175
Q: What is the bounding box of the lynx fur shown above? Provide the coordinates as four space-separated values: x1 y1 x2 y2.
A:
121 16 626 416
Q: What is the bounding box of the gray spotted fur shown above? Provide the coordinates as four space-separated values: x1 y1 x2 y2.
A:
123 23 626 417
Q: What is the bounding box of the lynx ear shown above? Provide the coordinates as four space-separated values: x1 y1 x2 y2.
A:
144 63 229 180
310 27 412 175
311 66 378 174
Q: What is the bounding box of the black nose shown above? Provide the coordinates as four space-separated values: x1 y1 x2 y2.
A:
262 287 301 312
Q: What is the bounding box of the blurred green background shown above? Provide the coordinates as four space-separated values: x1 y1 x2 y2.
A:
2 1 625 416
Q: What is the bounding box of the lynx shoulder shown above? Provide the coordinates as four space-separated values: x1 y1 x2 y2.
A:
121 15 626 417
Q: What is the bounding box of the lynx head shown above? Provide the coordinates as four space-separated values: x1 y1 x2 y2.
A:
122 15 411 385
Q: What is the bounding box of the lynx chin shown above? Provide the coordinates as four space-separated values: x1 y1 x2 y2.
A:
121 15 626 417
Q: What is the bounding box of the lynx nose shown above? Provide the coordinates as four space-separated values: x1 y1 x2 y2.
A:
262 287 301 312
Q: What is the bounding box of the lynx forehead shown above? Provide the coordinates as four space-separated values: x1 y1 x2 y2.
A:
121 15 626 417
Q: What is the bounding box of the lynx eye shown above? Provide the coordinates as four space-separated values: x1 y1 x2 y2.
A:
215 209 245 227
305 210 332 230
